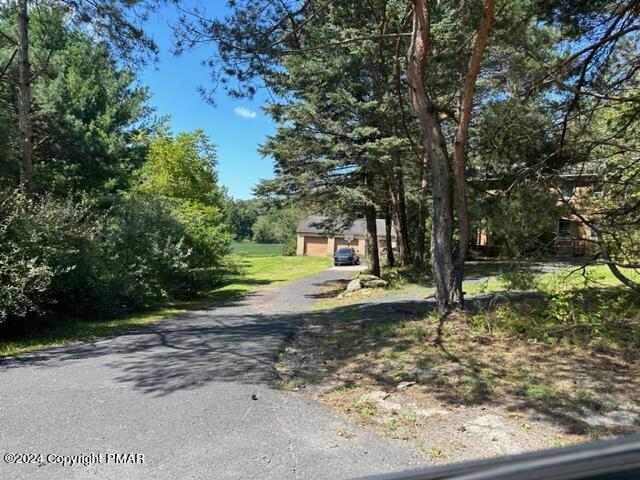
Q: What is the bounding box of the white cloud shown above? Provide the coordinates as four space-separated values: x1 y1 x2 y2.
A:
234 107 257 119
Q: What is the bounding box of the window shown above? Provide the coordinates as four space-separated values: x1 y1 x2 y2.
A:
557 219 574 238
559 182 574 199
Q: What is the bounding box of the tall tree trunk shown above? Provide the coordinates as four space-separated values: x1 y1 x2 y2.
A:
414 151 429 268
384 199 395 268
17 0 33 194
389 171 411 265
452 0 496 291
407 0 459 310
407 0 495 311
364 204 381 277
395 157 411 261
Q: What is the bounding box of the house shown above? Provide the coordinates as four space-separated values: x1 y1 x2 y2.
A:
472 172 600 256
296 215 396 257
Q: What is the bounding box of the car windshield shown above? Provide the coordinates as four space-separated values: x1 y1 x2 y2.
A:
6 3 637 479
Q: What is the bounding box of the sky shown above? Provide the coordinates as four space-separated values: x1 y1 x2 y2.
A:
139 3 276 200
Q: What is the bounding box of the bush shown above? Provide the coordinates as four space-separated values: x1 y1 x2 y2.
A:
251 207 299 245
94 194 192 313
172 199 233 284
0 190 100 323
0 189 232 326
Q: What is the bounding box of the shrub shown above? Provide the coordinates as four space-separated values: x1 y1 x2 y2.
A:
0 190 100 323
0 190 222 325
171 199 233 285
94 194 192 313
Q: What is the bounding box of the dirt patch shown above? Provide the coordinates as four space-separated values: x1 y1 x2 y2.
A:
276 300 640 465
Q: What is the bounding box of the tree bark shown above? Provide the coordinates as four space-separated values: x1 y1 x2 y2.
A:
388 172 411 265
407 0 495 311
407 0 459 310
395 156 411 262
452 0 495 290
17 0 33 194
365 204 381 277
384 199 395 268
414 151 429 268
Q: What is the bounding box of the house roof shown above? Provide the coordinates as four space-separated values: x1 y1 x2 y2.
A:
297 215 396 238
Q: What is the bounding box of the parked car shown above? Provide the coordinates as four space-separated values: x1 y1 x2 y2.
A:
334 247 360 266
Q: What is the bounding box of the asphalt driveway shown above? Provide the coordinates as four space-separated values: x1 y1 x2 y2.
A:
0 268 424 480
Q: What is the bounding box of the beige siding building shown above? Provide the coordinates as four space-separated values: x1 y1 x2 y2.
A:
296 216 395 257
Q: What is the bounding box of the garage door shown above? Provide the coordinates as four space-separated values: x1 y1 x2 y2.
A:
304 236 328 256
334 238 356 252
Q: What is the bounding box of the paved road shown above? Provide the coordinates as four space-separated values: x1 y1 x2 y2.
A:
0 268 424 480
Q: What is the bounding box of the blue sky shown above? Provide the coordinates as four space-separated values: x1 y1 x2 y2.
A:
139 3 276 199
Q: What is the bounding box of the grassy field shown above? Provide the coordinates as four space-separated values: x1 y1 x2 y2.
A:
0 244 330 357
231 241 285 257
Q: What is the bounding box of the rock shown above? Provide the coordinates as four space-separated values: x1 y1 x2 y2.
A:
358 274 380 282
346 278 362 292
464 414 505 430
396 381 416 390
435 363 466 375
379 399 404 412
362 279 388 288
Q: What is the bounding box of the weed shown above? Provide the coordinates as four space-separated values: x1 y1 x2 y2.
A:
429 447 445 458
416 444 445 459
347 399 377 418
367 323 395 338
585 426 602 440
333 383 357 395
499 266 540 291
518 379 558 403
399 409 417 423
383 417 398 432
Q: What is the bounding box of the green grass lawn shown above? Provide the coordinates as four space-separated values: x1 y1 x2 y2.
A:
0 252 330 358
231 241 285 256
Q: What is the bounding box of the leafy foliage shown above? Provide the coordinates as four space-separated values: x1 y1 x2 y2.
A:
0 11 232 329
136 130 233 284
0 6 154 195
251 206 301 254
0 189 198 324
227 198 262 240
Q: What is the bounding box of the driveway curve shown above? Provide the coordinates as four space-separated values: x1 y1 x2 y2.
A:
0 268 424 480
